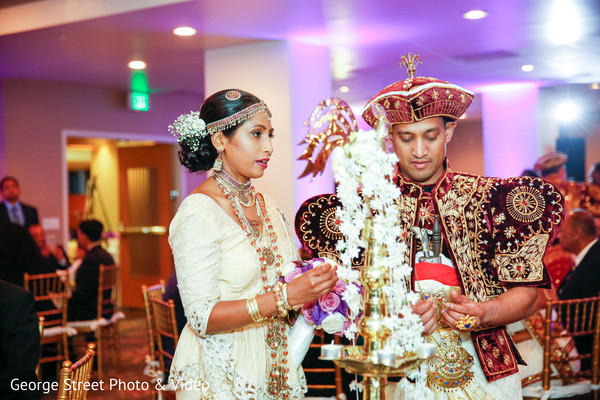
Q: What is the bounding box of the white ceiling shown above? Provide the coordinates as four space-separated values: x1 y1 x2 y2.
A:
1 0 599 108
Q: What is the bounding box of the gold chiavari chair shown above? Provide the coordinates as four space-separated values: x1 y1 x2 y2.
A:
36 316 44 379
150 297 179 381
141 281 166 399
304 331 344 398
68 264 124 380
541 295 600 398
24 272 74 377
142 281 166 363
57 343 96 400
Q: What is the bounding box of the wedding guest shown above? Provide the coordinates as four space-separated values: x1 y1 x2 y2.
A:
67 219 114 321
558 209 600 300
557 209 600 370
0 279 41 400
29 224 70 271
535 152 586 211
0 223 53 287
166 89 338 398
0 176 39 228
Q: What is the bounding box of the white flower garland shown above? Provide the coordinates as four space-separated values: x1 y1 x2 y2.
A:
332 122 431 399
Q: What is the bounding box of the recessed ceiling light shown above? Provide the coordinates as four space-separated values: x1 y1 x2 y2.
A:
128 60 147 70
340 86 349 93
173 26 197 36
521 64 535 72
591 83 600 90
463 10 488 20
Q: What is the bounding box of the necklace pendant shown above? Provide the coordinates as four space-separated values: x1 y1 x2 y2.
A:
262 247 275 266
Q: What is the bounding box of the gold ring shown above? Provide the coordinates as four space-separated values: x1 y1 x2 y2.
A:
455 315 477 331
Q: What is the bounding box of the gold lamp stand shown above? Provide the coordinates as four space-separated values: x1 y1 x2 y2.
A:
322 216 430 399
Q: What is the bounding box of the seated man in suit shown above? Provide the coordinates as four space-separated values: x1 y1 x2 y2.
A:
67 219 115 321
29 224 70 271
557 209 600 370
0 176 39 229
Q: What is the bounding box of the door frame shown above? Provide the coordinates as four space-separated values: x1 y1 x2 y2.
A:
60 129 180 250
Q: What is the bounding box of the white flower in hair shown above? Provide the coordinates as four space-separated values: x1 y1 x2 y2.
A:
168 111 207 152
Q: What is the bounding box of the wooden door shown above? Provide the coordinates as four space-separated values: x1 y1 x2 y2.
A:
118 144 176 308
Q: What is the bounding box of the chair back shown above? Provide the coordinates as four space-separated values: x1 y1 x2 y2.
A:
542 295 600 391
57 343 96 400
36 316 44 379
150 297 179 373
24 272 69 330
98 265 120 320
141 281 166 360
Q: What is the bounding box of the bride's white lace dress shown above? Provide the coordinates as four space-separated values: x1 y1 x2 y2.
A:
166 193 307 399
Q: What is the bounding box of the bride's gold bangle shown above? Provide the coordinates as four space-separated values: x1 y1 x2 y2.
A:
246 294 264 322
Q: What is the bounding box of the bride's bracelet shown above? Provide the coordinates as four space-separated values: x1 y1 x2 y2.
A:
246 294 265 322
273 282 289 317
281 283 292 311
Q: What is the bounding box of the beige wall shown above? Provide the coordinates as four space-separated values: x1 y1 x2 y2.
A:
447 118 484 176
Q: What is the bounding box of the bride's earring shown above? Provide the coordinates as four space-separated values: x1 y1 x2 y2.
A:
213 152 223 172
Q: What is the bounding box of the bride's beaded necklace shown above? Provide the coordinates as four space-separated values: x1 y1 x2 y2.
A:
213 169 255 207
214 171 290 396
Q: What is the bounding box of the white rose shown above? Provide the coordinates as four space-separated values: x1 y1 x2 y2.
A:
319 313 347 335
280 261 297 276
342 285 362 319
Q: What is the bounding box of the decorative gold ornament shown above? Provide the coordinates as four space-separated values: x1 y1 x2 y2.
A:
455 315 477 331
297 97 356 179
427 331 474 389
399 52 423 78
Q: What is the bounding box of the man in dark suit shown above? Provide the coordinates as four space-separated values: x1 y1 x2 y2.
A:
0 176 39 228
557 209 600 370
558 209 600 300
67 219 115 321
0 279 41 400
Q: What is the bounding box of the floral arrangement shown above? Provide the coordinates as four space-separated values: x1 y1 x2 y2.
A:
281 258 362 339
331 105 430 398
168 111 207 151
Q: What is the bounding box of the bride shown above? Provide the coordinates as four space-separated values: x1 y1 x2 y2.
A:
166 89 338 399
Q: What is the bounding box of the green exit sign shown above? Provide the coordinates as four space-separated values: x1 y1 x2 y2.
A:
129 92 150 112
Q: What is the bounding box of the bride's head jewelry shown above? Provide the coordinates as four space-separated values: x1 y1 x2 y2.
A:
168 98 272 151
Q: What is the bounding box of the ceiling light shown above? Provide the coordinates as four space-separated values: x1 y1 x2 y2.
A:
173 26 197 36
548 0 582 44
521 64 535 72
591 83 600 90
555 102 580 123
463 10 488 20
340 86 349 93
128 60 147 70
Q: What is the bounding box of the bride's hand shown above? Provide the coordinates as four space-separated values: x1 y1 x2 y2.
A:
286 263 338 307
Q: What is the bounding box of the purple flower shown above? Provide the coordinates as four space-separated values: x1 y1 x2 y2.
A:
311 303 329 326
334 300 349 316
318 292 341 313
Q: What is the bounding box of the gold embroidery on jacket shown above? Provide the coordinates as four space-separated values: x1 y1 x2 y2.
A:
494 234 548 282
506 186 545 223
